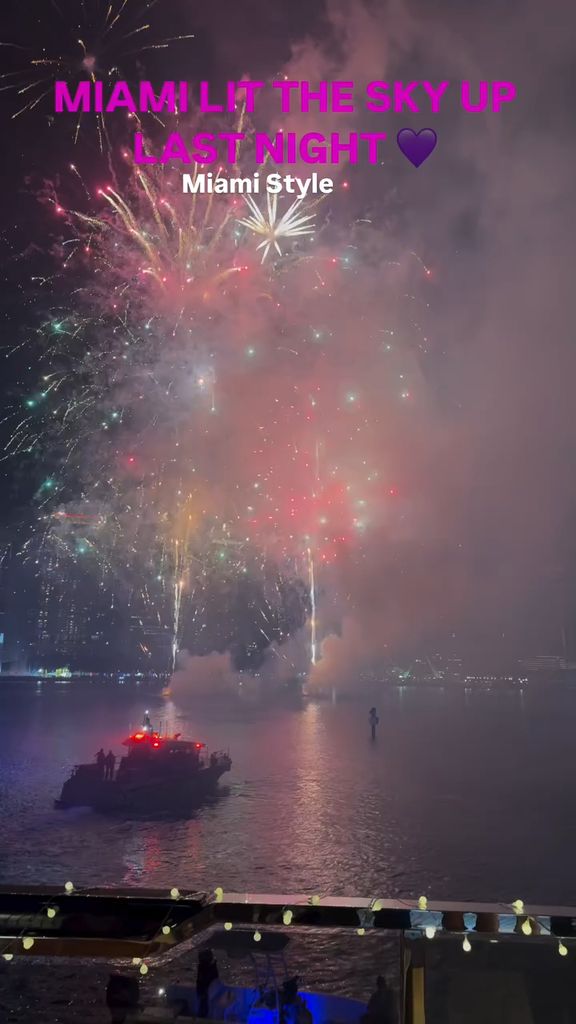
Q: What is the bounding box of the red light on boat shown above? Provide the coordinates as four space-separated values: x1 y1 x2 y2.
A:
132 732 145 741
195 742 204 749
152 741 160 748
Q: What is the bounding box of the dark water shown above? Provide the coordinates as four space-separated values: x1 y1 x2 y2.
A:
0 681 574 904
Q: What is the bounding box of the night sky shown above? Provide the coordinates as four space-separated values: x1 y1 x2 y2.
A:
1 0 576 675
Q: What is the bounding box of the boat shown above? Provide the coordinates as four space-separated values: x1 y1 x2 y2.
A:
237 673 307 708
165 929 366 1024
264 676 307 708
54 715 231 814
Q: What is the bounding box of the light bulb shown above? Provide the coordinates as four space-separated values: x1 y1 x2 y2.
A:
170 888 180 899
140 964 149 975
521 919 532 935
425 926 436 939
357 928 366 936
283 910 293 925
254 931 262 942
224 922 233 931
559 942 568 957
418 896 428 910
22 937 35 950
512 899 524 913
162 926 171 935
462 936 471 952
64 881 74 893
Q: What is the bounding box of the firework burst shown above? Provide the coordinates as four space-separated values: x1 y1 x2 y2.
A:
238 193 317 262
0 0 194 147
5 117 432 672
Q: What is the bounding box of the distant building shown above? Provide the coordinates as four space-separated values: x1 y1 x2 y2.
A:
463 672 527 686
30 554 140 671
519 655 574 672
35 556 82 662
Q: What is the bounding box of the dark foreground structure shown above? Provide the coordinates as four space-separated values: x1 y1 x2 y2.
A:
1 887 576 1022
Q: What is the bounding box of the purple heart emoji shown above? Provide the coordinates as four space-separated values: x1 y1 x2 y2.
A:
397 129 437 167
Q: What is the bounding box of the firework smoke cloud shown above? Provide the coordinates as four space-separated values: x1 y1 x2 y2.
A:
2 0 574 690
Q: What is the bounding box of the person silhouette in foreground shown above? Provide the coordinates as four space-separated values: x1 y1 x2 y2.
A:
363 975 395 1024
106 973 140 1024
369 707 379 741
196 948 219 1018
95 748 106 778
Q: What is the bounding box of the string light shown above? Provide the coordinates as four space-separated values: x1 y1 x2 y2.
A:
1 890 573 974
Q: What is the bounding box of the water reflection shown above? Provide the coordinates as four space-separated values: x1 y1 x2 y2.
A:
0 681 574 903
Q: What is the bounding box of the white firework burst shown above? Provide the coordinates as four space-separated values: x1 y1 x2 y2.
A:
238 194 316 262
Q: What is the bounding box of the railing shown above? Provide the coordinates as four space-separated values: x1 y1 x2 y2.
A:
1 888 576 953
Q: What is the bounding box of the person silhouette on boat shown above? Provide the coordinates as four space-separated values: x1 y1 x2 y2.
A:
143 711 152 733
196 948 219 1018
369 708 379 741
95 748 106 778
105 750 116 780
